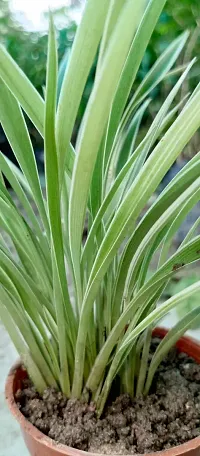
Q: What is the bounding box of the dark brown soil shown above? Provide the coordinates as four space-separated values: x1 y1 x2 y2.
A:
16 338 200 454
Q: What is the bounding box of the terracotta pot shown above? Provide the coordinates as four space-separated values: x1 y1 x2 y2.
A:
5 327 200 456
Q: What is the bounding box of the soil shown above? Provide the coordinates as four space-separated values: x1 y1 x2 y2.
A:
16 338 200 454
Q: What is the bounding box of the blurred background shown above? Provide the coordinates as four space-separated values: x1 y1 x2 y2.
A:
1 0 200 325
1 0 200 161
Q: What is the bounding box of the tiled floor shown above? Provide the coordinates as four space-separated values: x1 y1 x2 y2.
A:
1 313 200 456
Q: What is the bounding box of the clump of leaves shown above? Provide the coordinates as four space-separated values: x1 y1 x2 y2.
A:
0 0 200 416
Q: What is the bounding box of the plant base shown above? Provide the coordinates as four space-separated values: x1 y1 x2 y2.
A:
6 334 200 456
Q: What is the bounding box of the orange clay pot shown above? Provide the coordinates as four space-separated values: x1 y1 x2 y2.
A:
5 327 200 456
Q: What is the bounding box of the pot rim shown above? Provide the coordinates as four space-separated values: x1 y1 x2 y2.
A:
5 328 200 456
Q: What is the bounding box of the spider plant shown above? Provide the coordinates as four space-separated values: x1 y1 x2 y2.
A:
0 0 200 417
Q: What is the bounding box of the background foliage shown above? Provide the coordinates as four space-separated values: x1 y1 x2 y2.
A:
1 0 200 150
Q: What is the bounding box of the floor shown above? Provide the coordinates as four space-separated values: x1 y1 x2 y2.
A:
1 313 200 456
0 322 29 456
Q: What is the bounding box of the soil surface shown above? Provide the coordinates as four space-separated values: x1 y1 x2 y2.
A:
16 338 200 454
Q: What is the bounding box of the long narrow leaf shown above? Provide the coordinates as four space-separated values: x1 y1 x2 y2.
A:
70 0 146 317
144 307 200 394
45 16 74 395
0 297 47 393
104 0 169 165
0 45 75 178
0 45 44 135
159 189 200 266
0 80 49 236
56 0 110 182
85 237 200 396
97 281 200 413
83 63 195 269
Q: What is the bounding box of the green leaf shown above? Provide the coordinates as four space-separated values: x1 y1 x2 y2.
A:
144 305 200 394
0 246 52 323
84 236 200 397
181 216 200 247
89 90 200 300
0 79 49 236
126 181 200 299
0 197 51 294
74 88 200 397
56 0 111 183
96 0 125 74
0 153 49 258
116 99 151 176
57 48 71 102
98 280 200 413
83 61 194 272
136 326 152 397
113 150 200 315
45 16 75 394
104 0 171 165
0 296 47 393
122 32 190 126
159 188 200 266
0 45 44 135
0 285 57 387
105 32 190 178
70 0 146 318
0 45 75 178
104 100 151 225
